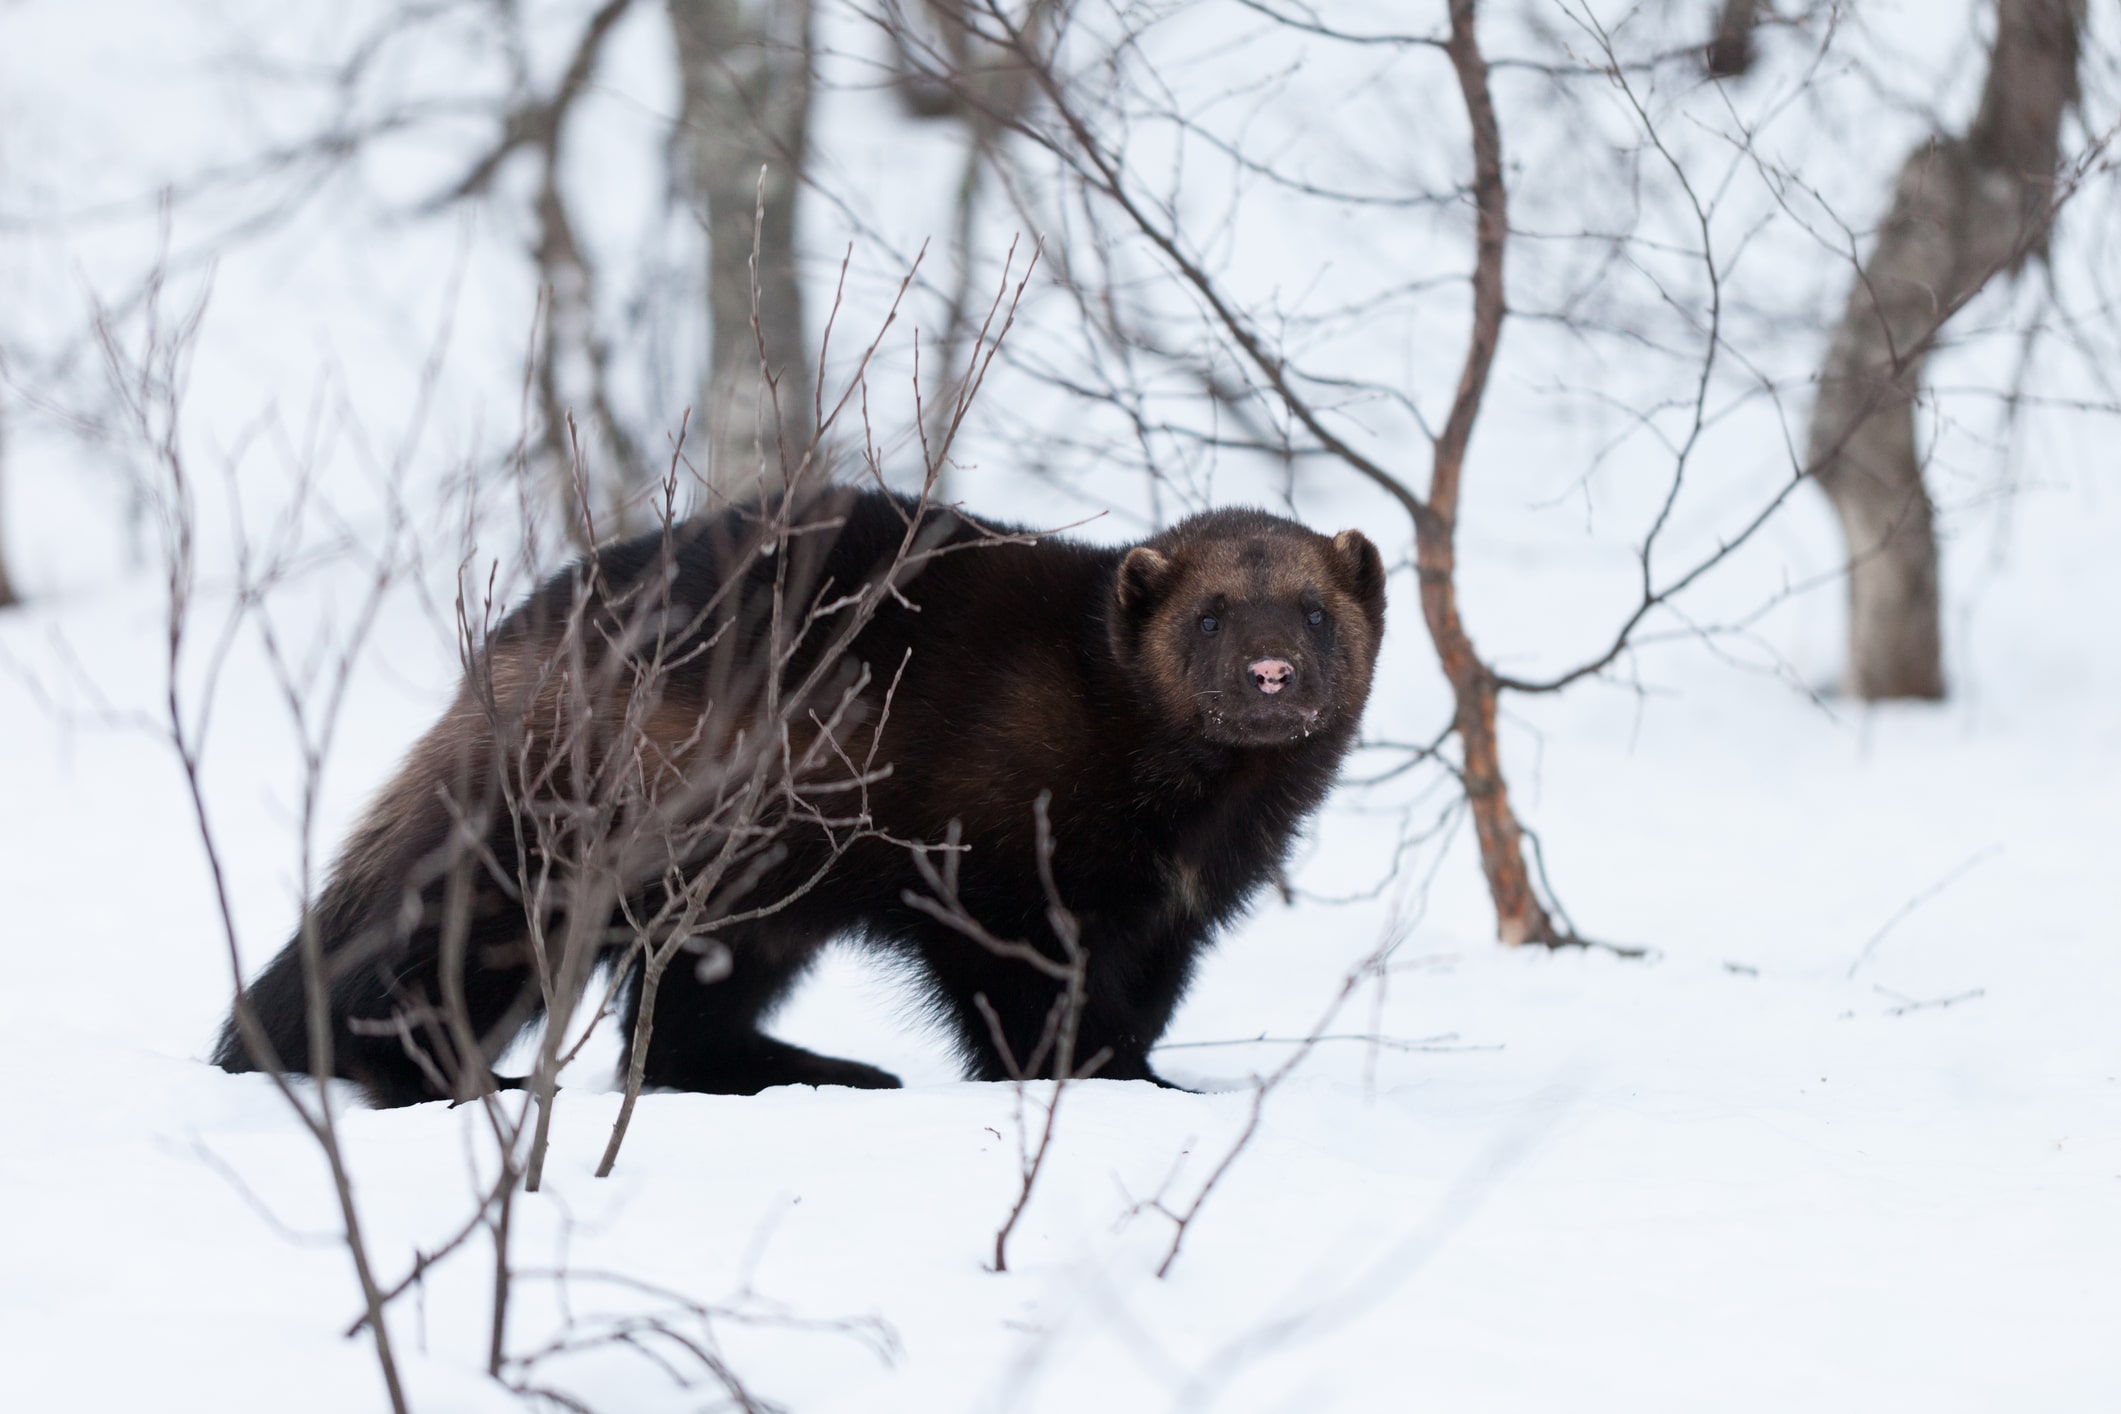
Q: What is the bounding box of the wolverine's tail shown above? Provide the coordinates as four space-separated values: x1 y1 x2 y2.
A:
209 932 321 1076
208 698 497 1104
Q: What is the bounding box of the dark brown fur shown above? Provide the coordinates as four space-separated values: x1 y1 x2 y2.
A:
213 488 1385 1104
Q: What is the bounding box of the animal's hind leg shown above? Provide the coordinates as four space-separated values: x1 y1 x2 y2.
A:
615 926 901 1094
335 919 545 1107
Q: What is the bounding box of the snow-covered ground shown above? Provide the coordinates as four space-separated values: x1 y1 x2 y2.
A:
3 2 2117 1410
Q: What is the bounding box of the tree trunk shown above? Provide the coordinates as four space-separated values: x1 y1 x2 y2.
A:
0 415 18 610
1428 0 1560 947
1417 511 1552 946
1808 0 2082 701
1705 0 1764 78
669 0 816 501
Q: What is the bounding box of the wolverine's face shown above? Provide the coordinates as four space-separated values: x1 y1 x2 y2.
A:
1113 512 1386 748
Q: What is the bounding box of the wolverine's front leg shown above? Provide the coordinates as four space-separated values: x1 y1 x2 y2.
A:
614 923 902 1094
1069 921 1204 1086
917 917 1204 1085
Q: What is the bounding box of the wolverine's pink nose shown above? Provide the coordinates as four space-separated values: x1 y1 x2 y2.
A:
1249 658 1294 694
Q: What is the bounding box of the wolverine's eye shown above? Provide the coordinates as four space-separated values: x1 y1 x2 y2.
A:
1305 607 1325 627
1199 614 1221 635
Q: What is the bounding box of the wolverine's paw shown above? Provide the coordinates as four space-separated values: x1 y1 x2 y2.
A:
749 1039 902 1091
1073 1050 1196 1091
799 1056 904 1090
447 1073 534 1108
639 1036 903 1096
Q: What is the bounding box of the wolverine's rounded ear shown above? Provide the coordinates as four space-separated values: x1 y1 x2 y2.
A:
1332 530 1386 618
1116 547 1177 617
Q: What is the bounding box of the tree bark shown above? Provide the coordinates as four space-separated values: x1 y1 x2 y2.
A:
1808 0 2082 701
669 0 816 501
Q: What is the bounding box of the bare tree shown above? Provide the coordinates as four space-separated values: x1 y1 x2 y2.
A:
672 0 820 499
1808 0 2086 700
113 286 415 1411
1415 0 1551 945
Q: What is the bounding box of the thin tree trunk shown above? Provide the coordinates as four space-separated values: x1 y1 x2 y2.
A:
1809 0 2082 701
0 415 18 609
669 0 816 501
1423 0 1558 947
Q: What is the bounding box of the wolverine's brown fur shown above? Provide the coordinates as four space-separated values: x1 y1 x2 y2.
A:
215 488 1386 1104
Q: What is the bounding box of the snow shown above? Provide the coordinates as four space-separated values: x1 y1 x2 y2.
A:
3 1 2119 1410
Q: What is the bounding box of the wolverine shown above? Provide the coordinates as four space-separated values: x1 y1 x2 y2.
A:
213 487 1386 1105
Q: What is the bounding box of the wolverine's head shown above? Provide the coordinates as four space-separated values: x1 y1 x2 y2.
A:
1110 509 1386 748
